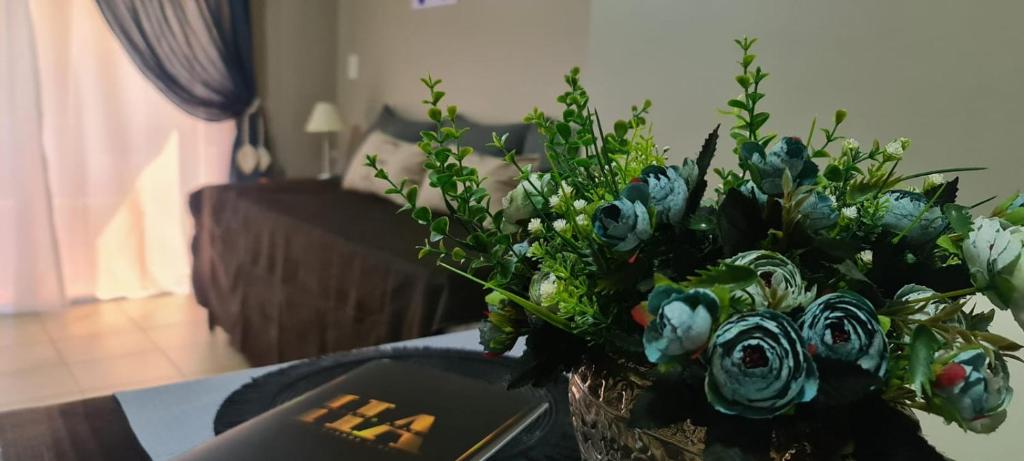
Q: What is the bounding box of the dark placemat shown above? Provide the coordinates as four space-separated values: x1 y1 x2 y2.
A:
214 347 580 460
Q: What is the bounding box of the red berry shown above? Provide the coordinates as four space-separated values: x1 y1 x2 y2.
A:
631 304 653 327
934 363 968 389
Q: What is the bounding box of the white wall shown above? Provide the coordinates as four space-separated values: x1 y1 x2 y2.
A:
335 0 590 168
587 1 1024 458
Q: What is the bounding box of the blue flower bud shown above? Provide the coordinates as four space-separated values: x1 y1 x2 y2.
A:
592 183 653 252
741 137 818 196
642 286 719 363
706 310 819 418
641 165 690 227
880 190 948 245
799 191 839 233
798 291 887 377
932 349 1013 433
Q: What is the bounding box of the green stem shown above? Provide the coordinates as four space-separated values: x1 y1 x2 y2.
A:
439 262 573 332
881 286 980 314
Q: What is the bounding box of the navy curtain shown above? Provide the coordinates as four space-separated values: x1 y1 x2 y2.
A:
95 0 269 182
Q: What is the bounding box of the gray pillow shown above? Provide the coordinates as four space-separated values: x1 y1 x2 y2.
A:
369 105 434 143
456 116 528 157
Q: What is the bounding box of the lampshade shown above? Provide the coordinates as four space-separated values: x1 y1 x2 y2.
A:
304 101 344 133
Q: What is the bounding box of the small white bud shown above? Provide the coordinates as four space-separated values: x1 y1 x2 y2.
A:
527 218 543 234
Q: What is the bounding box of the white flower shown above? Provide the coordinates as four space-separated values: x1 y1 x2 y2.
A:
885 140 904 157
575 214 588 226
841 206 859 220
538 274 559 305
560 184 575 198
548 193 562 208
843 138 860 152
858 250 873 265
926 173 946 185
963 217 1024 331
552 218 568 233
527 218 543 235
573 199 587 211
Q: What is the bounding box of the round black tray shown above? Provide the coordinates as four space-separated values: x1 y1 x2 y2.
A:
214 347 580 460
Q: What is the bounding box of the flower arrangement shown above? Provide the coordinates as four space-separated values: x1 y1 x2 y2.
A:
368 38 1024 459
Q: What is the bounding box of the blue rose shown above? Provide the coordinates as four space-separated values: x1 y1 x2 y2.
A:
706 310 819 418
642 286 719 363
727 250 816 312
640 165 690 227
799 191 839 233
592 183 653 252
741 137 819 196
478 292 526 355
932 349 1013 433
894 284 965 327
880 190 948 245
798 291 887 377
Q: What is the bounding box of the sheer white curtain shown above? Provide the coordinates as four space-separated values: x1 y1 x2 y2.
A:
0 0 65 313
0 0 233 312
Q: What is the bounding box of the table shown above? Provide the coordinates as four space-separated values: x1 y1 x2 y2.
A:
118 329 516 460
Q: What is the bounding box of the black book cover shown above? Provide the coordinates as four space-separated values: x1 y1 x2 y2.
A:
174 359 547 461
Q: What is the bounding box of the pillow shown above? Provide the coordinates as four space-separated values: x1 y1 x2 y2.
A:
369 105 434 143
418 153 541 214
456 116 529 157
342 130 426 205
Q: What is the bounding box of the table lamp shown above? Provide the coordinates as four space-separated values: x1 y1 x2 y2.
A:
304 101 344 179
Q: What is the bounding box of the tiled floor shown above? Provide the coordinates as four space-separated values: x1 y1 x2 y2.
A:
0 295 249 412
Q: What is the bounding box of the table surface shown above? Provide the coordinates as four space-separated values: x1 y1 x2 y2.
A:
116 329 516 461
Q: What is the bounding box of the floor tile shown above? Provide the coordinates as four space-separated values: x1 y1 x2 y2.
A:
161 340 250 378
0 316 51 347
54 330 160 363
42 303 138 338
144 320 227 350
0 364 79 406
0 341 62 373
67 350 182 392
118 295 207 328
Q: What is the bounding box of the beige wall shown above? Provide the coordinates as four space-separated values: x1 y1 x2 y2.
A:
334 0 590 171
587 1 1024 458
252 0 338 177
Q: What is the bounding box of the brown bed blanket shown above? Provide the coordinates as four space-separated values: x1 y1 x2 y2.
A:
189 180 485 366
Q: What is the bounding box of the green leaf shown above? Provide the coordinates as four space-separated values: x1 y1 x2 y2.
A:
726 99 748 110
427 107 442 122
686 263 758 289
750 112 770 131
411 206 432 225
652 273 679 288
823 164 845 182
878 315 892 333
430 216 450 241
1003 208 1024 226
555 122 572 140
404 185 418 206
450 246 466 262
942 204 972 234
976 332 1024 352
613 120 628 138
735 74 752 89
936 234 961 256
908 325 943 396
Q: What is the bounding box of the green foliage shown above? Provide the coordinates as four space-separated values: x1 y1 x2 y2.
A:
366 37 1018 438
